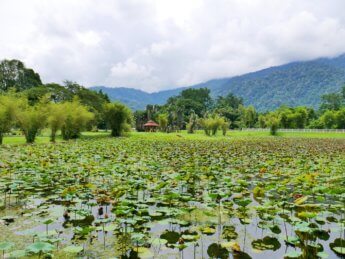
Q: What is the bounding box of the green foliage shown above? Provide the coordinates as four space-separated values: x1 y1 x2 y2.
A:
320 91 344 111
104 102 132 137
319 110 337 129
0 94 18 144
239 105 257 128
15 97 48 143
165 88 212 129
0 59 42 91
264 113 280 135
214 93 244 129
47 102 67 142
94 56 345 111
157 113 168 132
0 136 343 258
133 110 147 132
199 114 228 136
61 98 94 140
187 111 198 133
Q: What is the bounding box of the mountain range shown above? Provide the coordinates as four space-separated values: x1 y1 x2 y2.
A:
91 54 345 111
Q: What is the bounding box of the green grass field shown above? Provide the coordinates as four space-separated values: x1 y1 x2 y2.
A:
2 129 345 145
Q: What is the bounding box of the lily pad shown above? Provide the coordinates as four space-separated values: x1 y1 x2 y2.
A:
62 245 84 254
252 236 281 251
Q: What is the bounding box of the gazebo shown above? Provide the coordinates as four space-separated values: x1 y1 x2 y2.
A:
144 120 159 132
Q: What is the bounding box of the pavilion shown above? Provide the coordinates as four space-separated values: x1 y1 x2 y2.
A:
143 120 159 132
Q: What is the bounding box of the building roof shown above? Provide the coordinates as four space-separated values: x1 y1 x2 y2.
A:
144 120 159 127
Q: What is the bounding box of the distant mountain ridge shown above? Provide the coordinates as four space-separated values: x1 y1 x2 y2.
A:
91 54 345 111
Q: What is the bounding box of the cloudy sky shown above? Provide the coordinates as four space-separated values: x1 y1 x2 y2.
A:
1 0 345 92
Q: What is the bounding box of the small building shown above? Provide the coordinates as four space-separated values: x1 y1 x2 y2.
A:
144 120 159 132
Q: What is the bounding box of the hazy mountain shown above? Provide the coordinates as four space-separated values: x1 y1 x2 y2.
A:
91 54 345 111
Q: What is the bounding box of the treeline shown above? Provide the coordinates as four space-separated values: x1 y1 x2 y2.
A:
1 58 345 141
0 59 132 144
134 86 345 135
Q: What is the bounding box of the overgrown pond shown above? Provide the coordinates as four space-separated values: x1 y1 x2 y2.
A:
0 136 344 258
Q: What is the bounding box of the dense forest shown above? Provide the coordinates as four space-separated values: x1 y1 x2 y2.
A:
1 58 345 144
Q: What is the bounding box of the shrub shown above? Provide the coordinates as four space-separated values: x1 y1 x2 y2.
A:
158 113 168 132
0 95 19 144
47 102 66 142
104 102 132 137
199 114 229 136
16 98 48 143
61 99 94 140
187 112 198 134
266 116 280 136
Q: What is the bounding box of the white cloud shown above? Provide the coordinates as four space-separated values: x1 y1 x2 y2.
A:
76 31 102 47
0 0 345 92
110 59 152 79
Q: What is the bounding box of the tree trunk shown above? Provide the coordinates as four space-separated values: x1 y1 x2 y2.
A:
111 128 120 137
0 132 3 145
25 129 37 144
50 128 56 142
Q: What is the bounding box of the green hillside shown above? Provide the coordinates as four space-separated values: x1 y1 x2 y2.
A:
91 54 345 111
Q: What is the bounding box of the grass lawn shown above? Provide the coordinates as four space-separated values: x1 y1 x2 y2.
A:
1 129 345 145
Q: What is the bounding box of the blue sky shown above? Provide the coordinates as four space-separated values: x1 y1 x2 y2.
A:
1 0 345 92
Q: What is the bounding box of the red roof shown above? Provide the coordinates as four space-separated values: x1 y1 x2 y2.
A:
144 120 159 127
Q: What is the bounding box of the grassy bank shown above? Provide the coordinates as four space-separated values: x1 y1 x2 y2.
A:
2 129 345 145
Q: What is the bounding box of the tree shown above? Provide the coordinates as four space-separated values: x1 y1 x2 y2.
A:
320 93 343 111
319 110 337 129
47 102 67 142
16 98 48 143
62 81 110 129
294 107 308 128
264 113 280 135
104 102 132 137
24 84 71 104
199 114 228 136
164 88 212 129
258 114 266 128
214 93 243 129
221 119 230 136
239 105 257 128
61 99 94 140
0 59 42 91
134 110 147 132
0 95 18 144
335 108 345 129
187 111 198 133
216 93 243 110
157 113 168 132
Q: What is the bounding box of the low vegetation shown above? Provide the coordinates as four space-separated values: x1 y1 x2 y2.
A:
0 135 344 258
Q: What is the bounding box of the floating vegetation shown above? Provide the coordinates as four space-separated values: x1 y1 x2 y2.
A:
0 136 344 258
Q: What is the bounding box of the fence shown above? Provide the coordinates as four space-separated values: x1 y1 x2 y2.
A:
236 128 345 133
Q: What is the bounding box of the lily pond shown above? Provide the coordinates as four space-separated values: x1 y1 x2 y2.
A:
0 136 344 258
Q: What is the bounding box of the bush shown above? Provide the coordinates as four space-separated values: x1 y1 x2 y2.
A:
187 112 198 134
16 98 48 143
47 102 66 142
199 114 229 136
0 95 19 144
267 117 280 136
158 113 168 132
61 99 94 140
104 102 132 137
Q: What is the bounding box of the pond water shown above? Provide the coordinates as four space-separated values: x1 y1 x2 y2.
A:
0 137 344 258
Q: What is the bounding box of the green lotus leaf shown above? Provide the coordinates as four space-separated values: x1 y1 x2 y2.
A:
26 242 55 254
62 245 84 253
0 242 14 251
